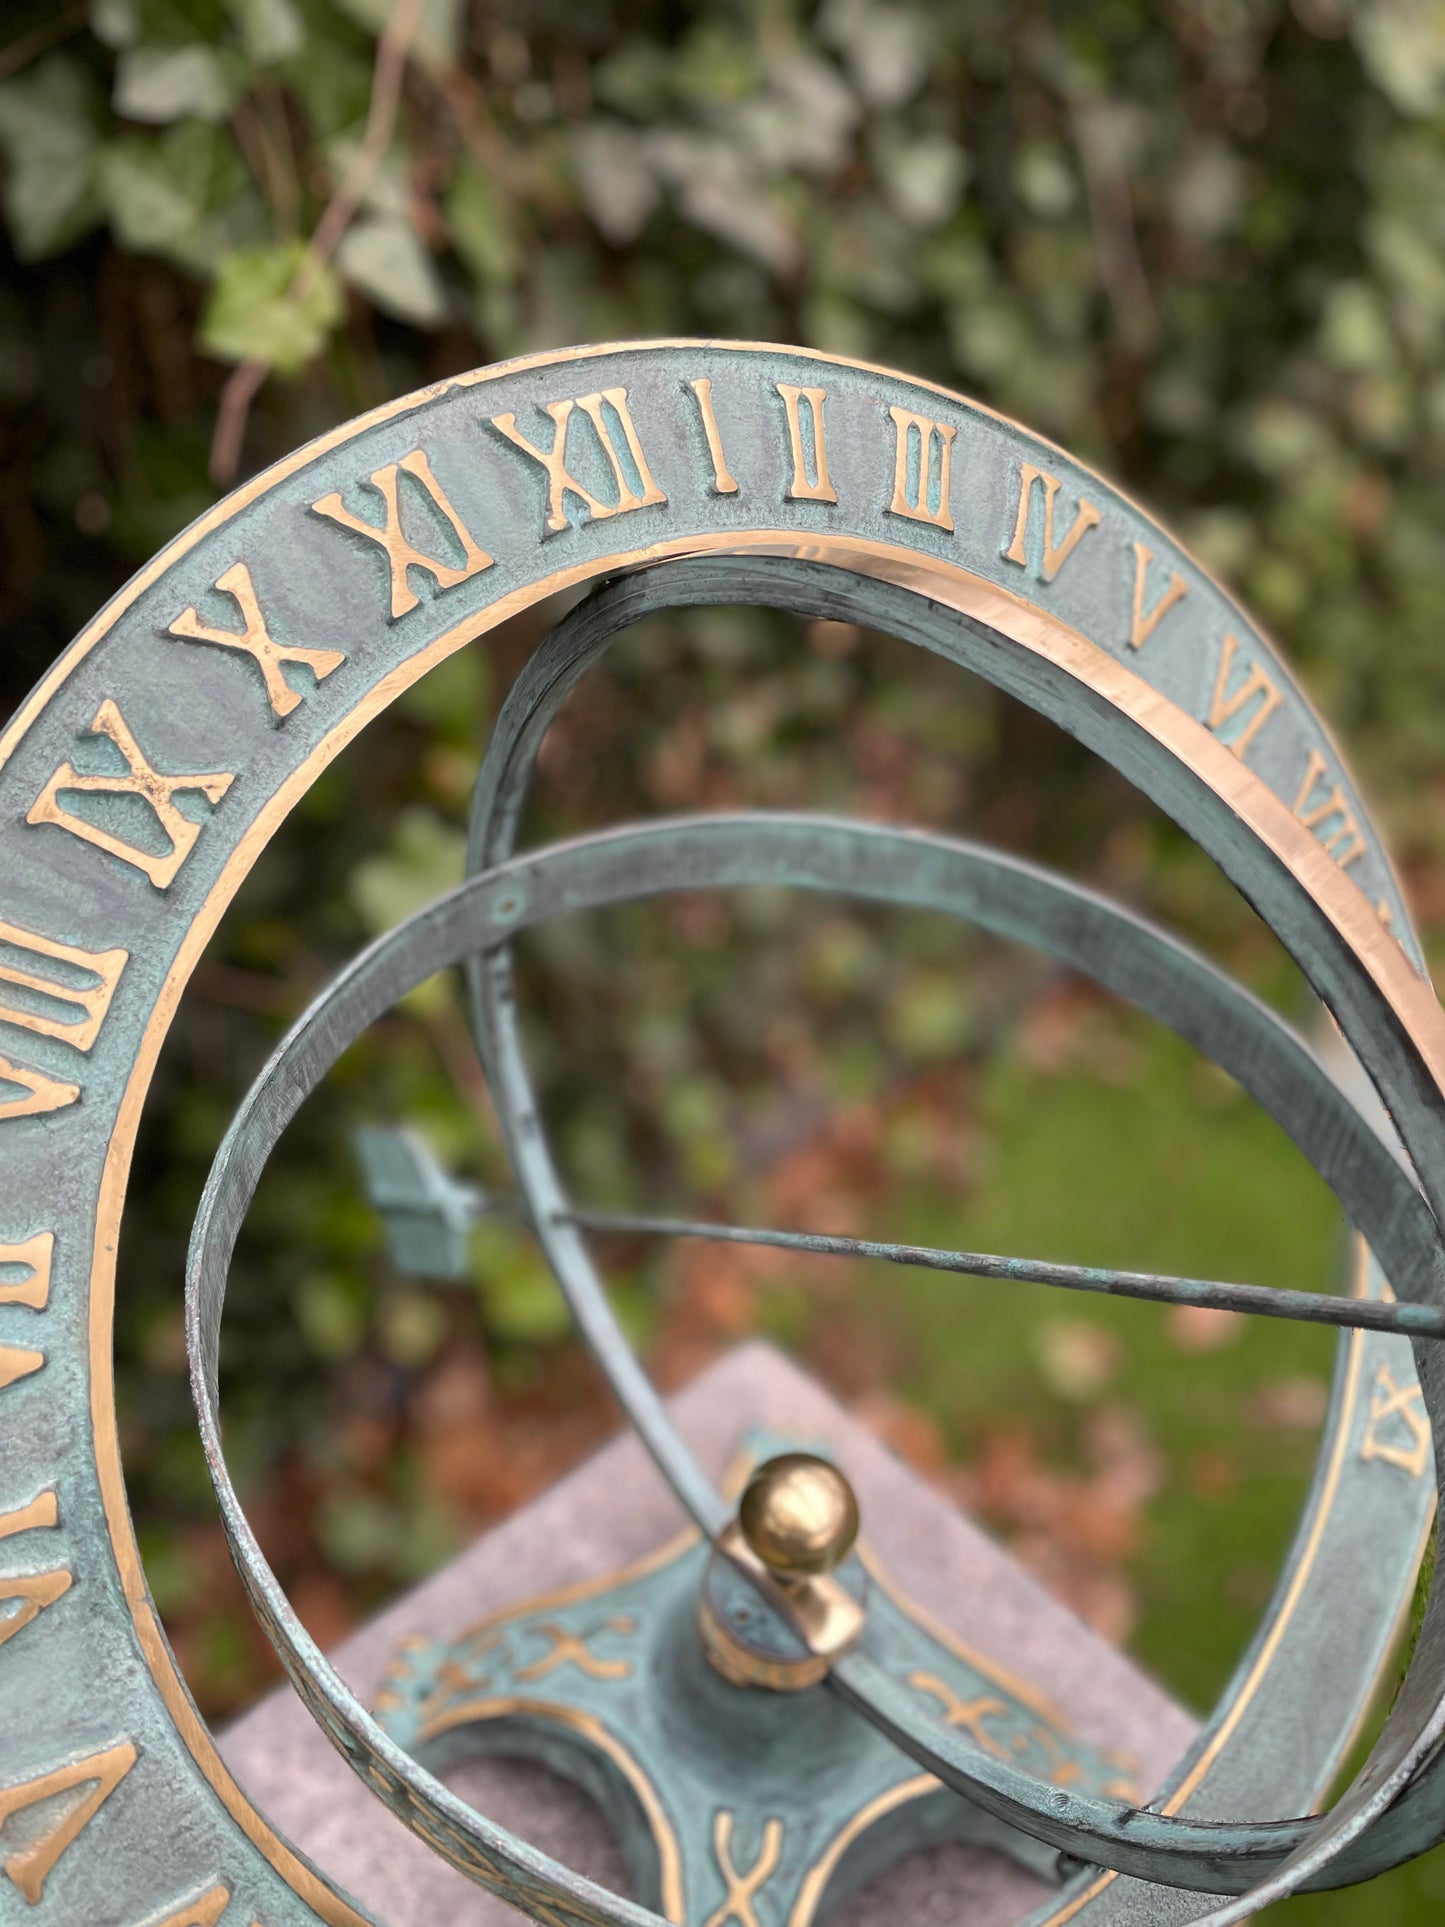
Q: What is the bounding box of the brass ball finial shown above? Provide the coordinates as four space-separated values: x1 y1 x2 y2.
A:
738 1452 860 1578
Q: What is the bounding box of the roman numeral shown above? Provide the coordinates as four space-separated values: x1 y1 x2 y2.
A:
0 921 126 1129
0 919 127 1053
1003 463 1100 582
0 1036 92 1117
1127 540 1188 650
145 1884 232 1927
703 1810 784 1927
490 386 667 534
686 377 739 494
0 1234 52 1397
776 384 836 503
887 405 956 531
168 563 345 719
1206 634 1284 764
1359 1362 1430 1478
0 1740 137 1903
1294 748 1367 870
313 449 493 621
0 1490 71 1652
0 1058 77 1124
0 1491 57 1538
0 1233 52 1309
27 702 235 891
0 1346 45 1392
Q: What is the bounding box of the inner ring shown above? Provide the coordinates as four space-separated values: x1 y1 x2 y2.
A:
463 558 1445 1919
188 812 1441 1916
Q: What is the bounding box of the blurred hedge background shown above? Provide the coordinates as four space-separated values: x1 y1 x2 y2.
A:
2 1 1445 1918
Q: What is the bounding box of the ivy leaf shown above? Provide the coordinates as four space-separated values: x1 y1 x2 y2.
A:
99 122 259 274
569 121 658 245
1354 2 1445 118
0 56 103 260
875 131 968 229
818 0 927 108
282 23 373 140
1319 281 1397 375
447 163 521 284
90 0 141 49
114 43 239 125
335 215 447 326
350 808 467 935
199 241 344 373
325 136 410 219
227 0 305 66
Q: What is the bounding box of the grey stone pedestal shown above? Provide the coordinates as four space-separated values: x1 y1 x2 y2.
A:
220 1343 1196 1925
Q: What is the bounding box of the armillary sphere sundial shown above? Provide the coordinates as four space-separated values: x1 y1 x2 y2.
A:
3 337 1445 1927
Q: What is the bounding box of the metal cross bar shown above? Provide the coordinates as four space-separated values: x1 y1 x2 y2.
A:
556 1206 1445 1341
356 1129 1445 1342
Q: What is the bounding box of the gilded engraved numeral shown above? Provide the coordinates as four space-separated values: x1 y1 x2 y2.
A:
0 1492 56 1539
1206 633 1284 764
0 1741 137 1903
909 1671 1011 1757
1360 1362 1430 1479
686 377 739 494
703 1810 783 1927
1293 748 1367 870
27 701 235 890
1371 896 1422 971
887 405 956 531
0 1234 52 1395
0 1233 52 1308
0 1490 71 1651
512 1616 634 1683
0 920 127 1053
0 1056 78 1123
776 384 836 503
1003 463 1100 581
1026 1722 1083 1788
1127 540 1188 650
410 1802 501 1883
169 563 345 720
490 386 667 534
312 450 493 620
0 1574 63 1640
143 1883 232 1927
0 1347 45 1392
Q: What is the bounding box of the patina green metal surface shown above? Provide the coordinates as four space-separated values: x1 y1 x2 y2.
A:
371 1423 1137 1925
0 340 1438 1927
187 802 1440 1918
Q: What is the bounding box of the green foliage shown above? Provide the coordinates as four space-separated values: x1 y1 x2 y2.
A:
0 56 104 258
0 0 1439 785
105 122 264 272
201 239 342 368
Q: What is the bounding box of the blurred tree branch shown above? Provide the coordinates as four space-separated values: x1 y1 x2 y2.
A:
209 0 424 483
0 7 84 83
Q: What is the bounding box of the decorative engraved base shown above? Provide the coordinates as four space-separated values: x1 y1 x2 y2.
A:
220 1344 1197 1926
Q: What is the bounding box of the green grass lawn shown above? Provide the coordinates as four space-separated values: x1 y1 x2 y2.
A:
824 1014 1441 1921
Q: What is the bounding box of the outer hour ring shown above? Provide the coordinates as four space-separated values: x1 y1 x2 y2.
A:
0 341 1432 1927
